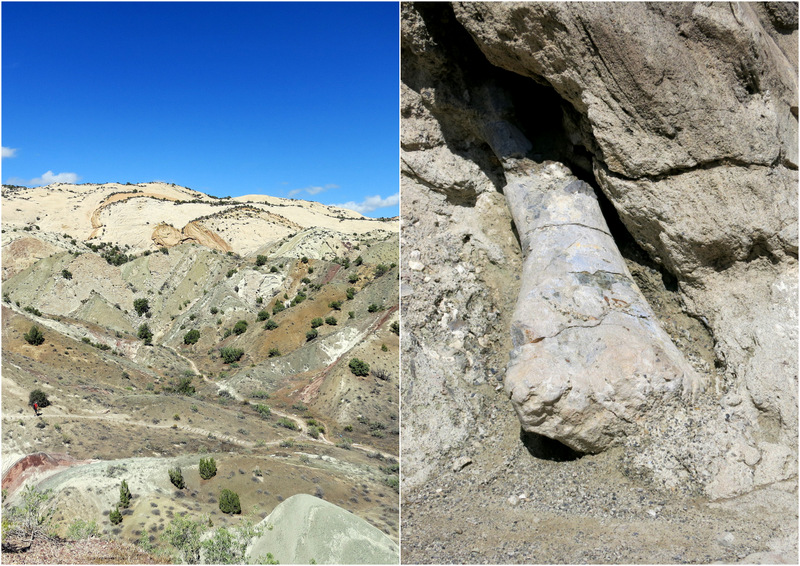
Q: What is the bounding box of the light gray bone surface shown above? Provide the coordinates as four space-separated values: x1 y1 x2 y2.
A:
496 150 700 453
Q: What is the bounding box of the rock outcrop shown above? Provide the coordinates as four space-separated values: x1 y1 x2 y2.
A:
246 494 399 564
401 1 797 499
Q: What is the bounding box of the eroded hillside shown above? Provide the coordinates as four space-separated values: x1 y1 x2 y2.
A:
1 182 399 560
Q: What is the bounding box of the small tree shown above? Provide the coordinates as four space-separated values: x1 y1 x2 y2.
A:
374 264 389 277
354 256 363 266
199 457 217 480
29 389 50 409
264 319 279 330
272 302 285 315
367 303 380 313
349 358 370 377
268 347 280 357
346 287 356 300
133 298 150 316
109 506 122 526
255 404 271 418
310 317 324 329
306 329 318 341
390 321 400 335
233 320 248 335
184 329 200 345
257 310 270 321
255 255 268 266
137 323 153 345
325 316 337 326
169 467 185 489
328 300 342 311
61 269 72 280
119 480 132 508
23 325 45 346
219 489 241 515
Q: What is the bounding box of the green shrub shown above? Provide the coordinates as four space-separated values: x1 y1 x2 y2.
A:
367 303 380 313
226 269 237 278
109 506 122 525
24 305 42 316
374 264 389 277
220 347 244 364
223 328 232 338
310 317 324 329
255 404 271 418
251 391 270 399
328 300 342 311
308 267 314 274
390 321 400 335
184 329 200 345
306 329 318 341
255 255 268 266
354 256 363 266
268 347 280 357
201 521 262 564
277 417 297 430
119 480 132 508
257 310 270 321
301 277 311 284
137 323 153 345
272 302 285 315
23 325 45 346
264 319 278 330
325 316 337 326
163 514 203 564
301 256 308 264
348 311 355 319
29 389 50 408
348 273 359 284
169 467 185 489
269 266 278 273
133 298 150 316
61 269 72 280
233 320 248 335
210 307 219 315
349 358 370 377
174 377 195 396
381 343 388 352
219 489 241 515
346 287 356 300
199 457 217 480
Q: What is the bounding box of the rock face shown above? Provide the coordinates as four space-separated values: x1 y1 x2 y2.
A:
401 1 797 499
246 494 399 564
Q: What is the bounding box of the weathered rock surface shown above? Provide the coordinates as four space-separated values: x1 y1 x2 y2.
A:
501 159 699 453
401 0 797 509
246 494 399 564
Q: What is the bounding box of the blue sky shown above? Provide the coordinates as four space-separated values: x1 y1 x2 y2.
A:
2 2 399 217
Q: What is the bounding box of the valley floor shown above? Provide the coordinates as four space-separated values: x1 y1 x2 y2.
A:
401 398 798 565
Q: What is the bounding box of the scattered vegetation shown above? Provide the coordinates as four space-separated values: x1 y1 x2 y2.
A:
233 320 248 335
29 389 50 408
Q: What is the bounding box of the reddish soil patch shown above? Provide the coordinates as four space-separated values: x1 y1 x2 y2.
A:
2 453 90 497
320 264 342 285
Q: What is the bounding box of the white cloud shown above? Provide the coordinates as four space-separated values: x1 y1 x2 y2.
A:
287 184 339 198
28 171 80 185
2 147 18 158
335 192 399 214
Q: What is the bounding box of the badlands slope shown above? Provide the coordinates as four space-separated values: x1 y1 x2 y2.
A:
1 182 399 560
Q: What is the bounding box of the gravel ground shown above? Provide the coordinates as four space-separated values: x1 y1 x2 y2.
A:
401 397 798 564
